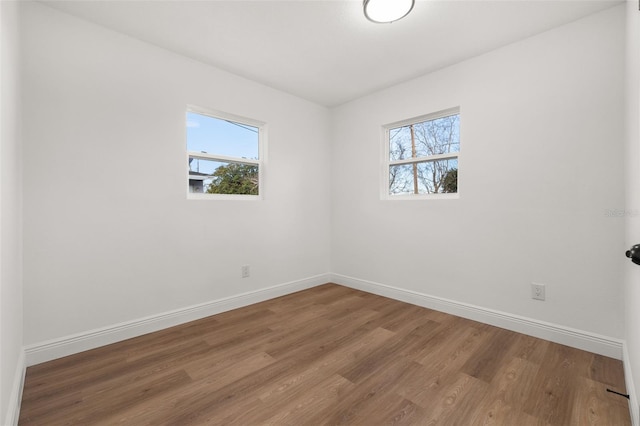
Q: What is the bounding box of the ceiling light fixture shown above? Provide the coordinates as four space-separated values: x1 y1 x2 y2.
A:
363 0 415 23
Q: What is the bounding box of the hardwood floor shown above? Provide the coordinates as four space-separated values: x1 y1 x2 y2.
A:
19 284 630 425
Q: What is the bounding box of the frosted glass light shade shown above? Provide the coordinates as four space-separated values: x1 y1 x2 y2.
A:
363 0 414 23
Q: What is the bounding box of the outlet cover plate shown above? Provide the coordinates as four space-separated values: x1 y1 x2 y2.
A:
241 265 250 278
531 283 545 301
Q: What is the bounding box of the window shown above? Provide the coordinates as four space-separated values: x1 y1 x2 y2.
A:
383 108 460 198
186 107 264 198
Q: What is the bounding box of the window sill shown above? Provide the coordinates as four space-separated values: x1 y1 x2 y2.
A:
187 193 261 201
383 192 459 201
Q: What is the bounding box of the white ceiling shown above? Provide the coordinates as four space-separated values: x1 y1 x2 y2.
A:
41 0 622 107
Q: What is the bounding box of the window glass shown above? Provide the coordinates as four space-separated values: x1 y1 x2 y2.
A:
186 109 263 197
385 109 460 197
186 112 259 160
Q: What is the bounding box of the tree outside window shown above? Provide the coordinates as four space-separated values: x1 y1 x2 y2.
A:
186 108 264 198
387 109 460 197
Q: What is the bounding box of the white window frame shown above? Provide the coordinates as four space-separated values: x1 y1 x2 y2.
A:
381 107 460 200
186 105 266 200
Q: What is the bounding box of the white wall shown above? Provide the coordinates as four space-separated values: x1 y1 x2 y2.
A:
19 0 630 378
1 0 24 424
624 0 640 421
331 6 625 339
21 2 331 347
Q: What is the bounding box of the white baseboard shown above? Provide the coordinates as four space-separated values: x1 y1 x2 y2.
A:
4 350 26 426
624 342 640 426
25 274 329 366
22 271 625 363
17 272 636 422
331 273 623 360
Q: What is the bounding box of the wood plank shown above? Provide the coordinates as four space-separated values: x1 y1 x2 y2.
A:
258 374 356 425
524 342 599 425
19 284 631 425
571 377 631 426
461 326 519 383
463 355 542 424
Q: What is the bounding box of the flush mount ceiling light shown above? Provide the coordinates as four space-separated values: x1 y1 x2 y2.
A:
363 0 415 23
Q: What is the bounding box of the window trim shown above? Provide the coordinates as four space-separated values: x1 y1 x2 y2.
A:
186 105 266 200
381 107 460 200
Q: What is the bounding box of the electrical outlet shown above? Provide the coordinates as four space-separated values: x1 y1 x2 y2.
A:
241 265 250 278
531 283 545 301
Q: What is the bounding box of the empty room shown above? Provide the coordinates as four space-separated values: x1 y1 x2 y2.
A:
2 0 640 424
